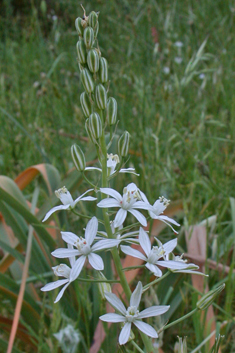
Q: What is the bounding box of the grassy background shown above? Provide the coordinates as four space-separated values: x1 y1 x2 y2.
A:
0 0 235 352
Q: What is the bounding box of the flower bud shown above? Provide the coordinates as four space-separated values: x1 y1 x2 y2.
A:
196 283 225 311
88 11 98 28
88 113 102 139
80 68 94 93
75 17 84 36
99 57 108 83
118 131 130 157
76 40 87 64
106 97 117 125
174 337 187 353
87 49 99 73
95 84 107 110
94 21 99 37
85 118 97 144
71 144 86 172
96 272 111 300
83 27 94 49
80 92 93 117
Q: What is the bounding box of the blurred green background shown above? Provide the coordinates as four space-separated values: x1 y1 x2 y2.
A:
0 0 235 351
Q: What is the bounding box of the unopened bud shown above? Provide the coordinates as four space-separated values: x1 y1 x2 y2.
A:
106 97 117 125
196 284 225 310
75 17 84 37
80 92 93 117
88 112 102 140
76 40 87 64
71 144 86 171
80 68 94 93
99 57 108 83
95 84 107 110
118 131 130 157
174 337 187 353
88 11 98 28
83 27 94 49
97 272 111 299
85 119 97 144
87 49 99 73
94 21 99 37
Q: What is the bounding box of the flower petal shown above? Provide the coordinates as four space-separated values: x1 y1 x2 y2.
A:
51 248 80 258
119 322 132 345
99 313 125 323
132 201 152 210
163 238 177 254
120 245 147 261
104 292 126 315
138 305 170 319
54 282 70 303
156 260 192 270
139 227 151 256
119 168 140 176
97 198 120 208
41 279 69 292
42 204 70 222
128 209 147 227
114 209 127 228
88 253 104 270
100 187 122 202
85 217 98 246
145 263 162 277
158 215 180 226
68 244 75 267
70 256 86 281
92 239 120 251
130 282 142 308
73 188 96 205
133 320 158 338
85 167 102 172
61 231 78 246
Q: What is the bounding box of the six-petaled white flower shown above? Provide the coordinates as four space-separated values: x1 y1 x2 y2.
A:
41 245 76 303
139 192 180 233
99 281 169 345
97 183 152 227
121 228 196 277
42 186 97 222
51 217 119 281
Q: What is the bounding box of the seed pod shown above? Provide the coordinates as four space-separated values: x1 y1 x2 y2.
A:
83 27 94 49
118 131 130 157
75 17 84 36
196 283 225 310
94 21 99 37
80 92 93 117
99 57 108 83
88 112 102 139
95 84 107 110
87 49 99 73
80 68 94 93
88 11 98 28
85 118 97 144
106 97 117 125
96 272 111 300
76 40 87 64
78 63 86 72
71 144 86 171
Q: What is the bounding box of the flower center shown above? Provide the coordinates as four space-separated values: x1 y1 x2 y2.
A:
55 186 74 206
148 245 165 263
126 306 139 322
76 236 90 255
122 187 141 209
52 264 71 279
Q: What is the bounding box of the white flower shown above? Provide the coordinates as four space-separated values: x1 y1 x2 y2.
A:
41 245 76 303
139 193 180 233
121 228 196 277
97 183 152 227
163 66 170 74
42 187 96 222
85 153 139 177
96 222 139 245
165 253 205 276
54 325 80 353
174 56 183 64
100 281 169 345
174 41 183 48
51 217 119 280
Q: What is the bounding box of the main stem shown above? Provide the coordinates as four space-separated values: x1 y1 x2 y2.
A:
99 130 154 353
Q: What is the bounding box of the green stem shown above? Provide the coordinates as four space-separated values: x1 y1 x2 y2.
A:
142 271 171 292
130 340 145 353
71 209 104 224
82 172 99 189
159 307 198 333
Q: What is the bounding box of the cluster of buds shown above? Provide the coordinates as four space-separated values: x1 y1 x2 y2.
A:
72 6 129 168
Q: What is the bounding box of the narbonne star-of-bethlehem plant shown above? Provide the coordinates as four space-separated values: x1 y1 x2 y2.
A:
40 6 212 352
